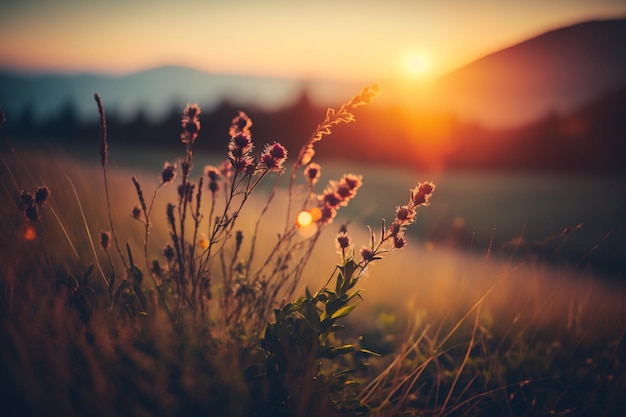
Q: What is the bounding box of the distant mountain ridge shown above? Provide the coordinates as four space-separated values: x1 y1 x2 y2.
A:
0 66 362 124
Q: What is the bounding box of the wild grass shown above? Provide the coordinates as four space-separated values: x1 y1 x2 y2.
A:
1 92 625 417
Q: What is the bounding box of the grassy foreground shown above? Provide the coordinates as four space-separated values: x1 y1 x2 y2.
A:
1 92 625 417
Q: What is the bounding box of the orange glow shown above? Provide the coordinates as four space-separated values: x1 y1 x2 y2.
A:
23 224 36 241
297 211 313 228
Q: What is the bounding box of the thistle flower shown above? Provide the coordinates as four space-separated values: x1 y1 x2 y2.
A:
260 142 288 172
181 103 201 144
161 162 176 184
304 163 321 185
411 181 436 206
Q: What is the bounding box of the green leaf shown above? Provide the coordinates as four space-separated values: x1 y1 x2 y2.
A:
330 302 358 320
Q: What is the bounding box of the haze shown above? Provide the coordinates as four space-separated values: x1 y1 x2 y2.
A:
2 0 626 82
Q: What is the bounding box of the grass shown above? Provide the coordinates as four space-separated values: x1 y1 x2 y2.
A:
1 91 625 417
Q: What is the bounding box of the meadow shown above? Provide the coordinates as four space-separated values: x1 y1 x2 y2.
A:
1 90 625 416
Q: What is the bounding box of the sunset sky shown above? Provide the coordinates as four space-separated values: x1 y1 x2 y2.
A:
2 0 625 83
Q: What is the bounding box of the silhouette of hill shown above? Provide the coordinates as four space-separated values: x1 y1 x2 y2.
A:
425 17 626 128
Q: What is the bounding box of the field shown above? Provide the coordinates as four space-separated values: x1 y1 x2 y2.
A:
1 102 625 416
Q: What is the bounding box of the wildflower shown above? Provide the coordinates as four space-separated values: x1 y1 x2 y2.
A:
131 206 142 220
393 233 407 249
395 205 416 223
219 159 233 179
100 231 111 251
336 231 351 251
304 163 321 185
162 244 175 262
388 220 402 236
411 181 436 206
360 246 375 262
34 186 50 206
178 183 195 203
204 165 221 182
233 155 256 174
20 191 34 207
161 162 176 184
23 204 39 224
204 165 221 194
322 189 342 208
235 230 244 252
260 142 288 172
229 132 254 158
319 205 336 225
181 103 201 144
342 174 362 192
229 111 253 138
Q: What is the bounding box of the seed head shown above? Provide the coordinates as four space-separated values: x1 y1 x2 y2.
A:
360 247 375 262
229 111 253 138
336 231 351 251
411 181 436 206
393 234 407 249
131 206 142 220
100 230 111 251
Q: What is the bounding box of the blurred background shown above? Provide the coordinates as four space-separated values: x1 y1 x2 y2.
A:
1 0 625 278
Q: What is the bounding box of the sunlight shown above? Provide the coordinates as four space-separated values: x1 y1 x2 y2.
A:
22 224 36 241
402 50 431 78
297 211 313 228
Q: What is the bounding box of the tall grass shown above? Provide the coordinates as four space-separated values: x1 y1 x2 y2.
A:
1 91 625 417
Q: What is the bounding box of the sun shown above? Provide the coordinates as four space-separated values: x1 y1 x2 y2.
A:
402 51 431 78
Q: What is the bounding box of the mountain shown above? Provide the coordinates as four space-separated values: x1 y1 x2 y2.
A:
420 17 626 128
0 66 361 124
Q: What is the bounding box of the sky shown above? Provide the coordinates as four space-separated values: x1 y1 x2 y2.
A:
2 0 626 83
